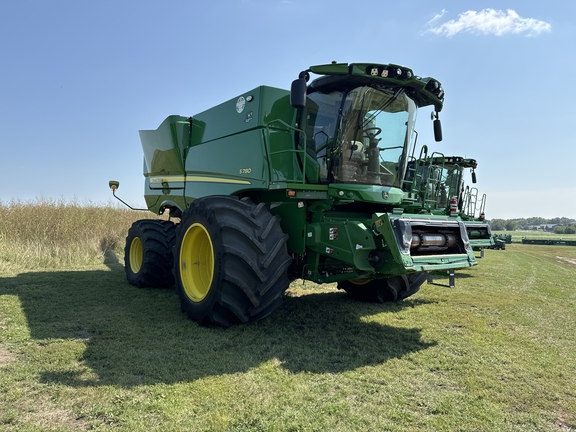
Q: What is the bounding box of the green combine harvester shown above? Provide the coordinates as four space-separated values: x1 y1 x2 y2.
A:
403 153 493 251
111 62 477 326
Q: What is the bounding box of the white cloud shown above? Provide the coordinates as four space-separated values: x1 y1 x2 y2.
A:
426 9 551 37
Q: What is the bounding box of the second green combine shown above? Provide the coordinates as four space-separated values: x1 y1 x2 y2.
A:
403 152 494 252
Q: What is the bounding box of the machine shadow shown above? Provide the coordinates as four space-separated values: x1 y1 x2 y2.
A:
2 268 437 388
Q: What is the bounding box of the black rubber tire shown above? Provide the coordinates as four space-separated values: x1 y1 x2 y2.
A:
124 219 177 288
338 272 427 303
338 279 395 303
398 272 428 301
173 196 292 327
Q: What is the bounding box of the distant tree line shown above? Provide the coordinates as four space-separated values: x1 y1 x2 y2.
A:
488 217 576 233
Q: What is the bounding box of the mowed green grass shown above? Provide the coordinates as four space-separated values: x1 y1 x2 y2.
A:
1 202 576 431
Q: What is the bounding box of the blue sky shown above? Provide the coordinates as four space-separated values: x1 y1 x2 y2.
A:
1 1 574 220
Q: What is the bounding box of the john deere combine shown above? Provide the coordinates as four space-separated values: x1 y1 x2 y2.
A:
403 152 493 250
112 62 477 326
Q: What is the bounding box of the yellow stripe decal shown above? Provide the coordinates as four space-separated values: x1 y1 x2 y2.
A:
187 176 251 185
149 175 251 185
150 176 186 183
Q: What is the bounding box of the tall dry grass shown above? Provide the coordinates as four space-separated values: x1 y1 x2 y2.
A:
0 198 164 272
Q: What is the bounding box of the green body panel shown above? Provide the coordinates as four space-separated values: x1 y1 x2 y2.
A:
139 115 189 213
137 63 476 284
305 219 377 272
139 115 187 177
327 184 405 205
309 63 350 75
465 220 495 249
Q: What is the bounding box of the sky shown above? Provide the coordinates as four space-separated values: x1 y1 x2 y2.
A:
1 0 575 220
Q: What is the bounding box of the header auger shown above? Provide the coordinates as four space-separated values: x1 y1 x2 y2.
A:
111 62 477 327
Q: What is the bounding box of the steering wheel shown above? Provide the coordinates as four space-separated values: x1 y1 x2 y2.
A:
363 127 382 138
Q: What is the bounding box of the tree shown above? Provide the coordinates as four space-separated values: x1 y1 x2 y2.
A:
564 225 576 234
490 219 506 231
548 217 576 226
505 221 518 231
554 226 565 234
526 217 547 226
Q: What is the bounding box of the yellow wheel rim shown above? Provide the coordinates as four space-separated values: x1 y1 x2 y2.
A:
180 223 214 302
348 278 372 286
129 237 143 274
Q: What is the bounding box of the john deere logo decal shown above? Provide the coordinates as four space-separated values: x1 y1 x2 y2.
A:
236 96 246 113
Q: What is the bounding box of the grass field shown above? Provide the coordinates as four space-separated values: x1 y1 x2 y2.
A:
1 201 576 431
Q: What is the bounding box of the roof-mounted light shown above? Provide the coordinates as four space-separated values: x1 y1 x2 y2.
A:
365 65 413 80
425 79 444 99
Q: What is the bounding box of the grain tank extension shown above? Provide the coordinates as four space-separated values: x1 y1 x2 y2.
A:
112 62 477 327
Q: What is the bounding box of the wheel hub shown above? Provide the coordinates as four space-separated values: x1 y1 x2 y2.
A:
180 223 214 302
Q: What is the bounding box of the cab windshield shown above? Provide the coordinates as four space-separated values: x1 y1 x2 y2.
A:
305 85 417 188
434 165 462 210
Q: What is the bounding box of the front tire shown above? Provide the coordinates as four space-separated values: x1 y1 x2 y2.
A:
173 196 291 327
124 219 177 288
338 272 427 303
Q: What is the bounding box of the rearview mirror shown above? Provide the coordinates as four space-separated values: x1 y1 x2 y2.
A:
433 119 443 142
290 78 307 108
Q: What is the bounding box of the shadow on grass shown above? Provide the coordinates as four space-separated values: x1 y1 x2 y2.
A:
425 269 475 288
1 267 437 388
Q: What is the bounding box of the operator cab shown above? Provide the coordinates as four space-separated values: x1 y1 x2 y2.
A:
304 85 416 187
292 63 444 192
304 83 417 188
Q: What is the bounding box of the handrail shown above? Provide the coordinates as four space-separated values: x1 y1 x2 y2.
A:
402 145 429 202
265 119 307 184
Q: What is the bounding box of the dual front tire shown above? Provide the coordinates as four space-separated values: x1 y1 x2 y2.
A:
124 219 177 288
123 197 292 327
338 272 428 303
173 196 292 327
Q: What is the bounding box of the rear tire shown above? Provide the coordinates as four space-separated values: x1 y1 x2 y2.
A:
124 219 177 288
338 272 427 303
173 196 291 327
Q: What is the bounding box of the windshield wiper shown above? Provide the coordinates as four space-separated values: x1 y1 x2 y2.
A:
360 86 405 130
